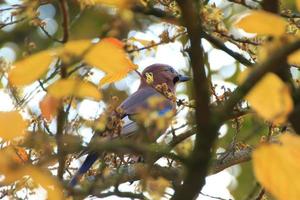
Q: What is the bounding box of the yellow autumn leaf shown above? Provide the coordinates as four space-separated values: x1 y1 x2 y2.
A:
84 38 137 85
59 38 137 85
297 0 300 11
57 40 92 63
48 79 101 101
99 72 128 85
288 49 300 66
9 50 55 86
0 147 26 184
253 133 300 200
0 148 63 200
63 40 91 56
241 72 293 124
127 37 154 47
24 166 64 200
0 146 22 184
0 147 32 183
10 38 136 87
0 111 27 140
235 11 286 36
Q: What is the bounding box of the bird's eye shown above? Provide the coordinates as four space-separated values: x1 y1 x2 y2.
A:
173 76 179 84
169 68 175 73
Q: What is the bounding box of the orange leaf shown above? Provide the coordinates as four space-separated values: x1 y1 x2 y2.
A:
1 146 28 164
104 37 124 48
0 111 27 140
13 147 29 163
39 95 60 121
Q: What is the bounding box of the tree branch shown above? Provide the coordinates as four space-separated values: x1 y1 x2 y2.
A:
93 190 149 200
132 5 176 19
71 147 252 197
56 0 70 178
172 0 221 199
210 146 252 174
261 0 279 13
87 139 187 164
55 73 69 179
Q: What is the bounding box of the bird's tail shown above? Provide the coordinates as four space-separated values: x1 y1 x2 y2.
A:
69 152 99 187
69 118 138 187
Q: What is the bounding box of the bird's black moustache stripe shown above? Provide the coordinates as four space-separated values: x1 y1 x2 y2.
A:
173 77 179 84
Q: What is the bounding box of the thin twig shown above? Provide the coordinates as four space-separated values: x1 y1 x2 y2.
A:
0 17 26 29
255 188 265 200
58 0 69 43
127 31 187 53
201 31 254 66
200 192 232 200
39 25 63 43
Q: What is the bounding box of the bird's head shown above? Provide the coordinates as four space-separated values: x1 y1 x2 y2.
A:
139 64 190 92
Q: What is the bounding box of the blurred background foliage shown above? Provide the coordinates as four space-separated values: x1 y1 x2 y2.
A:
0 0 300 199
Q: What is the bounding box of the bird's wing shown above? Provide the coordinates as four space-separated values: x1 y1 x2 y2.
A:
120 115 139 136
120 86 160 115
120 86 175 137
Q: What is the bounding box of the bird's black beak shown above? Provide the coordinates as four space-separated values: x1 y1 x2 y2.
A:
173 74 190 84
178 74 190 82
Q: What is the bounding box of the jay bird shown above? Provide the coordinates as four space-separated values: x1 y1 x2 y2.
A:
69 63 189 187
